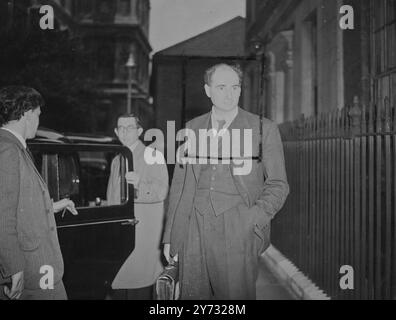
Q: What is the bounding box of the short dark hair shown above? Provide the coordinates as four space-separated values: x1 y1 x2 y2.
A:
204 63 243 86
0 86 45 127
116 112 142 129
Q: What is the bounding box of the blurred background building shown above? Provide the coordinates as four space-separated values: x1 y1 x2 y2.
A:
0 0 152 133
244 0 396 300
69 0 152 130
245 0 395 123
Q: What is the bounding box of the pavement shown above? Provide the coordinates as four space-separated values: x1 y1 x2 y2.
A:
258 245 330 300
256 256 296 300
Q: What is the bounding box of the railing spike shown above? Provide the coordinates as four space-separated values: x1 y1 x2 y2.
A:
393 95 396 132
337 109 341 133
384 96 391 132
349 95 361 137
361 102 367 134
375 98 382 133
368 101 374 133
331 109 337 136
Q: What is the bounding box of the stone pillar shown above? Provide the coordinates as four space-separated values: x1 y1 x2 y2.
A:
282 31 294 122
265 30 294 123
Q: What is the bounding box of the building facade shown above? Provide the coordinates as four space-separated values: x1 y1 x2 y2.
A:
245 0 396 123
69 0 152 130
1 0 152 132
245 0 396 300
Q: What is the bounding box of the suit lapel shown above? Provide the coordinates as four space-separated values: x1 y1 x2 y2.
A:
0 129 47 191
190 112 211 182
228 108 254 206
0 128 25 149
23 148 47 189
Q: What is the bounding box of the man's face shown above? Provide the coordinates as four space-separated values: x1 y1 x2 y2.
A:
204 66 241 112
115 117 142 147
25 107 41 139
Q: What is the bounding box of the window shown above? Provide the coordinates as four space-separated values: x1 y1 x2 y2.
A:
0 1 9 31
138 50 143 82
371 0 396 105
249 0 256 24
136 0 141 20
74 0 93 19
116 42 132 82
117 0 130 16
134 47 142 82
2 1 30 35
33 150 128 208
95 0 115 22
39 153 80 202
99 0 111 14
97 42 115 81
141 0 148 31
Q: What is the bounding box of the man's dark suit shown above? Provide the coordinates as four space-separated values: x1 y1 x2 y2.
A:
0 129 66 300
162 107 289 299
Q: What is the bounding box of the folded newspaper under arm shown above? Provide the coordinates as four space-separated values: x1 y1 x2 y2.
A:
156 261 179 300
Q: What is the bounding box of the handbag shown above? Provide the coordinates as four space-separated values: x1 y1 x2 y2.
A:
156 261 179 300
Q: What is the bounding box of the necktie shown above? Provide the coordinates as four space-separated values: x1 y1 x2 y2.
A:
216 120 226 158
217 119 226 131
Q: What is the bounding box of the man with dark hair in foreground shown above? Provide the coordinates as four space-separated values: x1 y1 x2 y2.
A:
0 86 77 300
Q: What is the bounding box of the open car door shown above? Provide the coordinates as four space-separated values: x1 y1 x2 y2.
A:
28 143 136 299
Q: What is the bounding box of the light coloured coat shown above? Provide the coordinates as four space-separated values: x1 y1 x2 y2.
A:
107 140 169 289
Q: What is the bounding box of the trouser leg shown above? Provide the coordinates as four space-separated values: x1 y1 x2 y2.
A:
20 281 68 300
203 206 259 300
180 209 212 300
109 285 154 300
126 285 154 300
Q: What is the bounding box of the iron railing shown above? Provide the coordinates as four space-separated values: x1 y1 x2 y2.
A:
273 97 396 300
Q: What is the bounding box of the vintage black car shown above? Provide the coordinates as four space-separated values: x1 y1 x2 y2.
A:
27 128 136 299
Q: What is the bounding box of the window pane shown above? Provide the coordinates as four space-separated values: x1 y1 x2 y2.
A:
117 0 130 16
33 150 128 209
78 151 127 207
371 0 396 106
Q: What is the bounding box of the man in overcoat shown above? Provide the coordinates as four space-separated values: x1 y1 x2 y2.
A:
162 64 289 299
0 86 76 300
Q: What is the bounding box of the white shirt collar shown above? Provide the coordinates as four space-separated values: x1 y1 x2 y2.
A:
1 127 27 148
128 140 140 153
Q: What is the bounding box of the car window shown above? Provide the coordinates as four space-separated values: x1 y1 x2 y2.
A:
32 150 128 208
